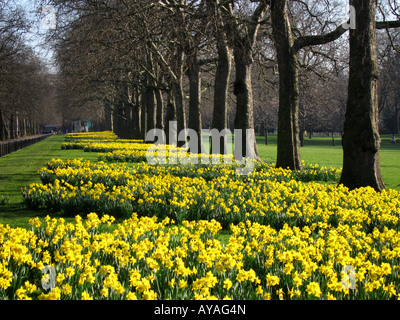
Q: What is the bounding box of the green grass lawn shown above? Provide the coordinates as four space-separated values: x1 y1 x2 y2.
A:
0 134 98 228
256 134 400 190
0 133 399 229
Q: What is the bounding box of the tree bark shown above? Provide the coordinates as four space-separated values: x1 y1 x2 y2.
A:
271 0 348 171
32 120 36 136
104 100 113 132
15 113 20 138
209 0 232 155
339 0 385 191
155 88 164 132
233 50 260 161
140 89 147 140
10 113 16 139
21 117 26 137
264 124 269 145
187 52 204 154
271 0 302 170
228 1 267 162
114 100 132 139
0 110 7 140
145 52 157 135
174 48 186 147
146 85 156 134
212 37 232 155
395 98 399 135
132 89 141 139
164 89 177 146
124 99 133 138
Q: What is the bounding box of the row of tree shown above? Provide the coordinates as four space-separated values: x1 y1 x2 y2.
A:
41 0 399 191
0 1 60 141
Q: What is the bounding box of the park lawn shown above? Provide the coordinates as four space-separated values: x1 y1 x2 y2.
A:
257 134 400 191
256 134 344 166
0 134 99 228
0 133 399 229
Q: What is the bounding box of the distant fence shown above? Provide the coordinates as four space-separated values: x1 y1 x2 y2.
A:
0 133 54 157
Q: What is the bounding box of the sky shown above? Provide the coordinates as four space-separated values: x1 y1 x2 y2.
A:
14 0 56 71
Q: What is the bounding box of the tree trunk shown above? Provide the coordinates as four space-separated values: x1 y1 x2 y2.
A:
155 89 164 131
173 48 186 147
140 89 147 141
32 120 36 136
271 0 302 171
146 85 156 134
233 49 260 161
188 52 204 154
300 106 306 147
20 117 24 137
270 0 349 170
114 101 129 138
124 99 134 138
339 0 385 191
211 25 232 155
132 91 141 140
104 101 113 131
224 0 266 163
15 113 20 138
165 89 177 146
395 98 399 135
10 114 16 139
300 129 304 147
0 110 6 140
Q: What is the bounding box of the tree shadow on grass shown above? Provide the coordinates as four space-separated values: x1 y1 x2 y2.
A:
0 202 49 217
0 201 54 229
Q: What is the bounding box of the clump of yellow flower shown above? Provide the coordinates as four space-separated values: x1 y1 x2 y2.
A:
5 132 400 300
22 157 399 233
0 210 398 300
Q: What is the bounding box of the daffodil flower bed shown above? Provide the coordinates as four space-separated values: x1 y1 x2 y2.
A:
1 212 400 300
9 132 400 300
64 131 118 141
62 131 146 154
62 141 150 153
22 159 343 227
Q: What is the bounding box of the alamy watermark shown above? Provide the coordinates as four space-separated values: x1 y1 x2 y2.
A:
41 265 56 291
145 121 256 175
342 5 356 30
341 265 357 291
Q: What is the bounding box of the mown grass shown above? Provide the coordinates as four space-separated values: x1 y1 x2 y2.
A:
256 134 400 190
0 135 98 228
0 133 399 229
